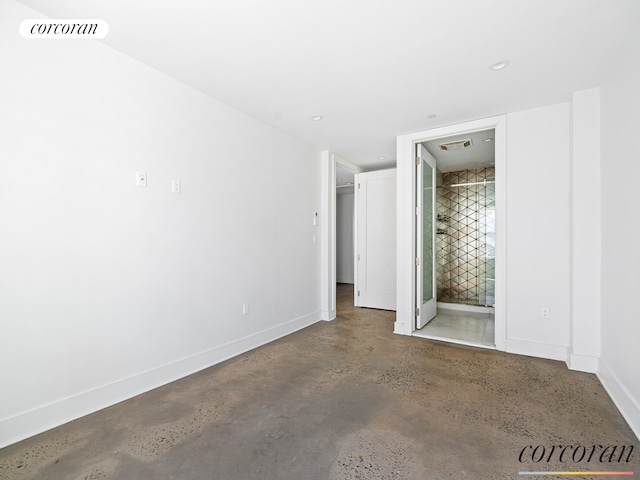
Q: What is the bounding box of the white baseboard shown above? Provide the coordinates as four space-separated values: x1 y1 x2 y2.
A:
321 309 336 321
0 311 321 449
336 277 354 284
597 359 640 442
506 338 568 362
567 352 599 373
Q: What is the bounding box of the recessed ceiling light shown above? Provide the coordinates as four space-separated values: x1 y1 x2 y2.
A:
378 156 386 160
489 60 510 71
310 115 323 121
428 114 437 119
483 138 494 142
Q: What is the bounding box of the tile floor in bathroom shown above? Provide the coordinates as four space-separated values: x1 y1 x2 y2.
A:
413 308 495 348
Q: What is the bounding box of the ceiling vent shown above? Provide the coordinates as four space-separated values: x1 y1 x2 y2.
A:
439 139 472 151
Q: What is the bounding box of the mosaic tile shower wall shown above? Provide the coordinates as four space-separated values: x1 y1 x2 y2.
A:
436 167 495 306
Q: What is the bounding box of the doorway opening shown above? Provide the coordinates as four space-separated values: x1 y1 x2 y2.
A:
394 117 506 350
334 159 363 316
414 128 496 348
336 163 356 298
320 151 362 322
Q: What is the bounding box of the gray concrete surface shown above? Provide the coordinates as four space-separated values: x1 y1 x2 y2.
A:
1 284 638 479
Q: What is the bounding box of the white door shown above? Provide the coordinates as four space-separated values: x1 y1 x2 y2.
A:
355 169 397 310
416 145 437 329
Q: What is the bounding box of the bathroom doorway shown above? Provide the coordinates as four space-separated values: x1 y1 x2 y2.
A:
413 128 497 348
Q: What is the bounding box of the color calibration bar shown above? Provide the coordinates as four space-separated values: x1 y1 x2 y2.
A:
519 472 634 476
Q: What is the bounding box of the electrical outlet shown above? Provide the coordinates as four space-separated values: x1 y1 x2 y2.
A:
540 307 550 319
172 179 181 194
136 172 147 187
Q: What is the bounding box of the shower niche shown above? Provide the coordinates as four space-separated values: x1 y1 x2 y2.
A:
435 167 495 307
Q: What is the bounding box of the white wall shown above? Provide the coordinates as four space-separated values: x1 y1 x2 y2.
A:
504 103 572 359
0 1 321 448
569 88 601 373
598 40 640 439
336 192 354 283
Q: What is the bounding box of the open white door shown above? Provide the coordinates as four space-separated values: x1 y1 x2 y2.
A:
355 169 397 311
416 145 437 329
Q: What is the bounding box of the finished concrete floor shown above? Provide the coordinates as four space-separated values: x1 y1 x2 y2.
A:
1 284 638 479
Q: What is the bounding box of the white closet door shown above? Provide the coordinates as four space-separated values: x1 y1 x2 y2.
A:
355 169 397 311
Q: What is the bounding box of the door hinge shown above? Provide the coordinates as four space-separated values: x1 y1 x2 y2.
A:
415 307 420 316
357 254 361 261
415 155 420 166
415 256 420 266
416 206 420 216
357 290 361 297
358 183 361 189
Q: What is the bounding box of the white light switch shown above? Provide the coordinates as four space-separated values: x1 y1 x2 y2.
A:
242 303 250 315
136 172 147 187
172 179 181 194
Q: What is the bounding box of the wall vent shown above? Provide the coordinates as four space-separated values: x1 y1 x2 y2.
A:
439 139 472 150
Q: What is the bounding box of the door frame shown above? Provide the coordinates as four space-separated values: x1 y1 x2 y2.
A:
320 151 361 321
394 116 507 352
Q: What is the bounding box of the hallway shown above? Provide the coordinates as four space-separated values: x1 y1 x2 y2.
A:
1 284 637 479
